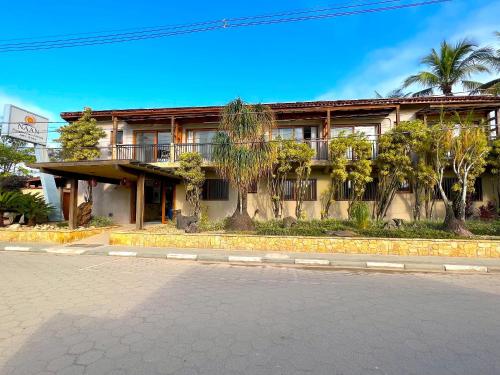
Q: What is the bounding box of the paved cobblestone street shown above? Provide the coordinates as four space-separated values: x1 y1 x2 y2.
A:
1 252 500 375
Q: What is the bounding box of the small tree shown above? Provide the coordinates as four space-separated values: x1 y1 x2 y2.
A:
432 113 489 235
347 134 373 218
212 98 275 230
267 139 294 219
321 134 350 219
175 152 205 218
289 142 315 219
412 160 437 220
56 107 106 203
374 120 429 220
0 137 35 176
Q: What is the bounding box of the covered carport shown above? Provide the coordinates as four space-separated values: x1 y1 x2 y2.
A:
29 160 180 230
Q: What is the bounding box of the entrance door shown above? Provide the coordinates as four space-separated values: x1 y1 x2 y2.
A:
140 179 176 223
161 183 175 223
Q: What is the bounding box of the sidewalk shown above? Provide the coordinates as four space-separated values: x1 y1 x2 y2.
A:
2 241 500 273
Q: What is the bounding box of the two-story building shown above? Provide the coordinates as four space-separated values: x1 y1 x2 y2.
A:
31 96 500 229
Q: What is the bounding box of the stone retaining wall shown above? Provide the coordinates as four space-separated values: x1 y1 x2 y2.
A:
0 227 110 244
110 232 500 258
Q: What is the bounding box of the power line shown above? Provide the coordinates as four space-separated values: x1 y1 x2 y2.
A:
0 0 451 53
0 0 403 44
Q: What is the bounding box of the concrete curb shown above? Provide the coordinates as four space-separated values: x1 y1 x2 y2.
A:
0 246 494 274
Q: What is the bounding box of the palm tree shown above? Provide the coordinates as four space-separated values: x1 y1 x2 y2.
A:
212 98 275 230
402 39 494 96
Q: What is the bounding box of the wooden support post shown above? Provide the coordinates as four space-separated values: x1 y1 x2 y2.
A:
112 115 118 159
395 105 401 126
496 108 500 138
135 173 145 230
161 181 166 224
170 116 176 162
326 109 331 139
68 179 78 229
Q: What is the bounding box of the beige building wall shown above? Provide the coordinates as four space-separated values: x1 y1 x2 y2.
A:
173 172 497 222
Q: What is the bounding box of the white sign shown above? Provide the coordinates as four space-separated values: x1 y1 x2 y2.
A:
2 104 48 146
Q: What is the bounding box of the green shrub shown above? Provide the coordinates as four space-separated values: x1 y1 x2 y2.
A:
247 218 500 239
17 194 54 226
466 220 500 236
0 190 22 227
89 216 113 227
198 206 227 232
350 202 371 229
255 219 346 237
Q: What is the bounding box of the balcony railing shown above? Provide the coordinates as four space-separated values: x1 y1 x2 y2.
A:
116 144 171 162
43 139 381 164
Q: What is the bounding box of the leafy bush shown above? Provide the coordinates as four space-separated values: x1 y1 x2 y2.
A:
0 190 22 227
350 202 371 229
236 218 500 239
478 201 497 220
17 193 54 226
255 219 346 237
198 206 227 232
89 216 113 227
466 220 500 236
0 175 29 191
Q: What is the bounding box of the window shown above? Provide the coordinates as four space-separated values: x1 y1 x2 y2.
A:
283 179 317 201
110 130 123 145
272 127 317 140
202 179 229 201
337 179 378 201
248 181 258 194
398 179 411 193
434 177 483 202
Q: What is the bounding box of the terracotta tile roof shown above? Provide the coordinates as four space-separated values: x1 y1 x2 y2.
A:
60 96 500 121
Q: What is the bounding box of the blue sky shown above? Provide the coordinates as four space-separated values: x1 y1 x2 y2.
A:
0 0 498 129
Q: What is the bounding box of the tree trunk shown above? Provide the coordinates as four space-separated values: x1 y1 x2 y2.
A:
226 190 254 231
27 216 36 227
443 203 472 237
0 210 4 227
442 84 453 96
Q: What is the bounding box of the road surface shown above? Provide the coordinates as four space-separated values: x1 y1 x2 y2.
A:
1 252 499 375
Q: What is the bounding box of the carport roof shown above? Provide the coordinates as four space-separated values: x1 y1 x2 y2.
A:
29 159 179 184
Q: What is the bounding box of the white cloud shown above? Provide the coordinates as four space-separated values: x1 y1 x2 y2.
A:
315 1 500 100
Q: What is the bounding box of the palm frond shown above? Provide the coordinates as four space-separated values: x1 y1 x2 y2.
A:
461 80 484 92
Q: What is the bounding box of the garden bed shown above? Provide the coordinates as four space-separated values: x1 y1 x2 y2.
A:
253 219 500 239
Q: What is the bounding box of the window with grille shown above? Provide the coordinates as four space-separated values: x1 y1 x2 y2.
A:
336 179 378 201
248 181 258 194
434 177 483 201
283 179 317 201
201 179 229 201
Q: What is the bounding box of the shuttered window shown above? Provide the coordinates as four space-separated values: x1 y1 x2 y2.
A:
283 179 317 201
201 179 229 201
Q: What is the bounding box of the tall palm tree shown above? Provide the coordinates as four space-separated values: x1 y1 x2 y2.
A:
212 98 275 230
402 39 494 96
